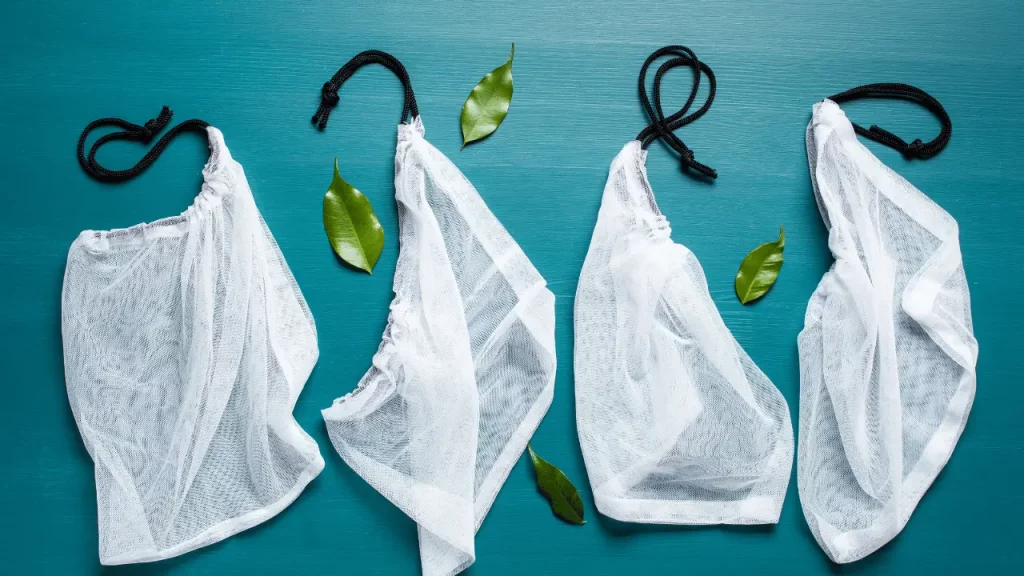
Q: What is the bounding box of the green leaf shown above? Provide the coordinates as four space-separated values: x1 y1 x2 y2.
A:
323 158 384 274
527 445 585 525
460 43 514 148
735 226 785 304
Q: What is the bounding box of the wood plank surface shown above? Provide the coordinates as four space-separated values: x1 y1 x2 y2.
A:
0 1 1020 573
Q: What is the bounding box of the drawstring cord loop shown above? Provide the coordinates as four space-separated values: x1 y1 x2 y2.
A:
636 45 718 180
827 83 951 159
312 50 419 130
77 107 209 183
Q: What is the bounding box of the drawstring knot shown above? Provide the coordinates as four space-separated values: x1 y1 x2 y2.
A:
828 83 951 160
312 82 340 131
636 45 718 181
904 138 925 158
864 125 931 159
312 50 419 132
141 107 173 142
321 82 340 106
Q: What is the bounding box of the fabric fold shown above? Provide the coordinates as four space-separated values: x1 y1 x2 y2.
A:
798 99 977 563
575 141 794 526
323 117 556 576
62 127 323 565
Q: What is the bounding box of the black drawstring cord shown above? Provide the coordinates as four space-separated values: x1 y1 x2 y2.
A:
77 107 210 182
312 50 419 130
827 83 951 160
636 45 718 179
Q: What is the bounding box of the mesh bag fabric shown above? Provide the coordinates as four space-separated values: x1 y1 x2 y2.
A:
322 117 556 576
798 100 978 563
61 127 323 565
574 141 794 525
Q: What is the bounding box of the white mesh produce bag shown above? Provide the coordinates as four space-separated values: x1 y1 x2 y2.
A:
575 46 793 526
798 92 977 563
63 121 323 565
574 141 794 525
315 52 556 576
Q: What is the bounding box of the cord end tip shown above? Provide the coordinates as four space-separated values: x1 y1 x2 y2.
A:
311 112 327 131
680 150 717 180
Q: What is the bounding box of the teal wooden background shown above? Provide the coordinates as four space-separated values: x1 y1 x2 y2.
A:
1 0 1021 573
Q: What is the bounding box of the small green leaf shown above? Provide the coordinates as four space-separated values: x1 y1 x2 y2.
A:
461 43 514 148
735 226 785 304
323 158 384 273
527 445 585 525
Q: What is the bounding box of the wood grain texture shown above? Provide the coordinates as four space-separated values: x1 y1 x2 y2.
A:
1 0 1021 573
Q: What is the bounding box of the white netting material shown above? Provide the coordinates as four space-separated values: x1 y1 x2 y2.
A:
62 127 323 565
575 141 793 525
798 100 977 563
322 117 556 576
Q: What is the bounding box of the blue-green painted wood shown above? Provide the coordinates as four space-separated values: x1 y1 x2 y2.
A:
1 0 1021 574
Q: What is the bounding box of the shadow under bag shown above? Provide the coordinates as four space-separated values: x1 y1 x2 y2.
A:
314 52 556 576
575 46 794 525
799 84 977 563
